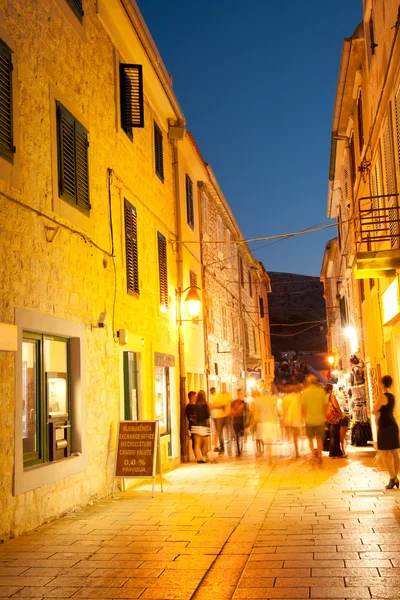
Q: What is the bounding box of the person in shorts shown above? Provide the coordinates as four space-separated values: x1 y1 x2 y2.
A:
301 375 328 463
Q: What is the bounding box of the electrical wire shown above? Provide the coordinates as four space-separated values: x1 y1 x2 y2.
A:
270 320 326 327
177 219 353 246
270 324 323 337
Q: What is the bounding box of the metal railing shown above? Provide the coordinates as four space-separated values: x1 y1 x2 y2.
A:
356 194 400 251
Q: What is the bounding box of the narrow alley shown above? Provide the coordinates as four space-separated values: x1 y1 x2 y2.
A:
1 448 399 600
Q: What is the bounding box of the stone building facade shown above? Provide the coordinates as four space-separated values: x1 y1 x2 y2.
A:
0 0 271 540
323 1 400 428
198 162 273 395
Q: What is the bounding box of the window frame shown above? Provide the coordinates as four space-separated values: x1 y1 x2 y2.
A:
22 334 71 469
120 63 144 131
248 270 253 298
15 309 87 496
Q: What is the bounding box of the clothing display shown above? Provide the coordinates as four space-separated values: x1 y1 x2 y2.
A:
349 383 372 447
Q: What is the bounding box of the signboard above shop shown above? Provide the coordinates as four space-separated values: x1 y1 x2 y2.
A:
382 277 400 326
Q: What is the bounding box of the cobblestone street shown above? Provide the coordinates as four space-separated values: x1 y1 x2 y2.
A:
1 447 400 599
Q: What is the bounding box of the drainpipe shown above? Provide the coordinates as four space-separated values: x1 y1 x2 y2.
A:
237 248 247 389
198 183 210 399
170 134 189 463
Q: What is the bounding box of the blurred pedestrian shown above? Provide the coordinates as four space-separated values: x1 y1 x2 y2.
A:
301 375 328 464
372 375 400 489
231 388 246 456
185 390 197 459
282 384 304 458
209 387 229 454
191 390 210 463
338 387 350 458
325 383 343 458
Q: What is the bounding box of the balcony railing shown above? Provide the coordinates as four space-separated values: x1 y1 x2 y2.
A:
357 194 400 251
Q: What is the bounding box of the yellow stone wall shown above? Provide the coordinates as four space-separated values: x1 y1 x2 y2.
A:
0 0 181 539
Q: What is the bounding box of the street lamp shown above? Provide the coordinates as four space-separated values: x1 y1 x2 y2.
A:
177 286 202 323
184 287 201 319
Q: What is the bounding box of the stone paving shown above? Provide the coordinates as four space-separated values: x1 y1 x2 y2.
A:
1 445 400 599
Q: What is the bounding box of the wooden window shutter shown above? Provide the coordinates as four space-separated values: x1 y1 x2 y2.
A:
157 232 168 309
383 111 398 247
394 85 400 173
239 257 244 287
244 321 249 353
248 270 253 297
75 122 90 211
124 199 139 295
186 174 194 228
154 121 164 182
66 0 84 21
0 39 14 163
57 102 90 212
349 131 356 186
357 91 364 152
120 64 144 128
259 296 264 318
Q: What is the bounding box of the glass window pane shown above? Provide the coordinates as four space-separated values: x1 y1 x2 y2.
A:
45 339 68 417
124 352 139 420
155 366 169 435
47 376 68 415
22 340 38 456
44 339 67 373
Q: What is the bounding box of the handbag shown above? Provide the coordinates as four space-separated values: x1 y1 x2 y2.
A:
326 394 341 425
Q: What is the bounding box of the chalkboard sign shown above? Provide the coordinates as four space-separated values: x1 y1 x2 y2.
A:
113 420 163 497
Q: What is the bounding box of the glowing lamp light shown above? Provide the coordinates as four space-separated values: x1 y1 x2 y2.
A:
160 303 168 313
344 325 358 354
327 355 335 365
247 377 256 392
185 287 201 319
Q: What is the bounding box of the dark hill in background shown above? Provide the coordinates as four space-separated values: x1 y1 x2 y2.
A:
267 272 327 359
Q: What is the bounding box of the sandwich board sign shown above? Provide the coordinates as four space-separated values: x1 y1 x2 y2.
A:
113 420 163 498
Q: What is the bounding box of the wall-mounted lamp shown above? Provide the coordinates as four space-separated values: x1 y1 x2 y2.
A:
177 286 202 323
327 355 335 366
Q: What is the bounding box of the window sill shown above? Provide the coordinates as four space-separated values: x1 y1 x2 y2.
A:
16 453 87 496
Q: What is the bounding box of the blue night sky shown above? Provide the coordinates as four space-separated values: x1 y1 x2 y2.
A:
137 0 361 277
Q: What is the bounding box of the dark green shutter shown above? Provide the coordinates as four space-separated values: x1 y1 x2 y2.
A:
57 102 90 213
124 199 139 295
357 91 364 152
186 175 194 228
120 64 144 128
154 121 164 182
259 297 264 318
0 39 14 163
66 0 84 21
75 122 90 211
158 232 168 308
58 106 76 203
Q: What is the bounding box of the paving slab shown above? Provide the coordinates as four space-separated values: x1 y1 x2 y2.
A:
3 445 400 599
